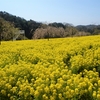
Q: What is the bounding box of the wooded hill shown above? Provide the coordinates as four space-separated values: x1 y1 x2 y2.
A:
0 11 100 40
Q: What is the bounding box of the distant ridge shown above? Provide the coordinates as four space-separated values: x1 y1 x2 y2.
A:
0 11 100 39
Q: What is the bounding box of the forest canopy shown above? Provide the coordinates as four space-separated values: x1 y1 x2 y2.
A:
0 11 100 40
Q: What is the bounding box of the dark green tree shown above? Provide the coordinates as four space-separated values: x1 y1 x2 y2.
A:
0 18 3 44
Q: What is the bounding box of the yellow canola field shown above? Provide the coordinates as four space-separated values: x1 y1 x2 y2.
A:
0 35 100 100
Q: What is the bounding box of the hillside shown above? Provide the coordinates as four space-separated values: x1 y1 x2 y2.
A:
0 11 100 40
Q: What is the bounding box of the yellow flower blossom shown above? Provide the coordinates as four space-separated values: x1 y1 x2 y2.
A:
0 35 100 99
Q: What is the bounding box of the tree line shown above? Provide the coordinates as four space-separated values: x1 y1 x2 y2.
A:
0 11 100 41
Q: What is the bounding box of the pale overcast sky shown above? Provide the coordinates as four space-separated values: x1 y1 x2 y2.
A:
0 0 100 26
